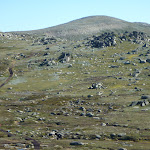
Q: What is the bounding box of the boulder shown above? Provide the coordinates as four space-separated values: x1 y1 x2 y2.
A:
129 101 138 107
58 52 72 63
143 43 149 47
139 58 146 63
124 61 130 65
89 82 103 89
141 95 150 99
86 112 94 117
146 58 150 63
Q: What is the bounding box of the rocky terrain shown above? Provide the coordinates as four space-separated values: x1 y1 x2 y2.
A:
0 16 150 150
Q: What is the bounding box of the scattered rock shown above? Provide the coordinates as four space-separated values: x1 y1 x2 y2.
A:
146 58 150 63
139 58 146 63
124 61 130 65
141 95 150 99
118 148 127 150
70 141 85 146
86 112 94 117
87 95 93 98
89 82 104 89
58 52 72 63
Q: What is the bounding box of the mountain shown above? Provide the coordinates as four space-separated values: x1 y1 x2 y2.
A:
14 15 150 40
1 16 150 149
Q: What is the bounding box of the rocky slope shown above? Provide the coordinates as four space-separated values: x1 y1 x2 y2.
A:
0 17 150 149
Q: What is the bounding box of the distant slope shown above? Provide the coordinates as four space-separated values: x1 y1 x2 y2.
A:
14 16 150 40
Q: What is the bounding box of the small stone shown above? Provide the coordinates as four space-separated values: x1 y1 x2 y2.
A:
87 95 93 98
80 113 86 116
101 123 106 126
68 64 72 68
70 141 85 146
139 59 146 63
118 148 127 150
118 133 126 137
124 61 130 65
141 95 150 99
79 107 86 111
129 101 138 107
86 112 94 117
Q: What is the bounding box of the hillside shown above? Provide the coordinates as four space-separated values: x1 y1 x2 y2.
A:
14 15 150 40
0 16 150 149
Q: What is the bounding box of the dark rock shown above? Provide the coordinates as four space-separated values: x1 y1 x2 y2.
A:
87 32 117 48
129 101 139 107
79 107 86 111
139 58 146 63
109 65 119 68
141 95 150 99
118 148 127 150
120 57 126 60
43 52 49 56
80 113 86 116
124 61 130 65
70 141 84 146
143 43 149 47
86 112 94 117
58 52 72 63
87 95 93 98
146 58 150 63
118 133 126 137
89 82 103 89
110 133 117 139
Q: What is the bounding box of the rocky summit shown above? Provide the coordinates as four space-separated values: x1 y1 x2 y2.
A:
0 16 150 150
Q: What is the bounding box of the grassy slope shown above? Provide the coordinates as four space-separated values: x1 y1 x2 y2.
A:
0 27 150 149
0 17 150 150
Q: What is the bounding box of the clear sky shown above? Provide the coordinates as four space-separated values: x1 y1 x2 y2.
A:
1 0 150 32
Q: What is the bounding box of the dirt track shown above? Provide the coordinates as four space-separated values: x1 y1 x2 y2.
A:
0 68 13 88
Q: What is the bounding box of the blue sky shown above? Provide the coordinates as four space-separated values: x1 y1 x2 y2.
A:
1 0 150 32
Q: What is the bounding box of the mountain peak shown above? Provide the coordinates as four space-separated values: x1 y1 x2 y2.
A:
14 16 150 40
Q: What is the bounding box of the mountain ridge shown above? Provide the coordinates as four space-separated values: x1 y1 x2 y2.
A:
10 15 150 40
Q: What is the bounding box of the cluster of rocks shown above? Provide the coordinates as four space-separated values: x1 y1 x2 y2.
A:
86 31 150 49
130 69 141 77
139 58 150 63
39 58 57 66
119 31 150 44
58 52 72 63
129 95 150 107
33 37 57 45
13 53 27 60
86 32 117 48
88 82 104 89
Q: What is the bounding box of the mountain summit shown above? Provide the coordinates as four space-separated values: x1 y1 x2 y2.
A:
15 16 150 40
